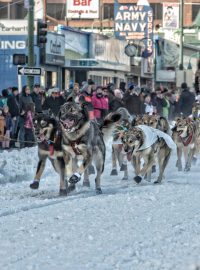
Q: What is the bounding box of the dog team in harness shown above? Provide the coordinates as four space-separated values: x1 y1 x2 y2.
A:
25 81 200 195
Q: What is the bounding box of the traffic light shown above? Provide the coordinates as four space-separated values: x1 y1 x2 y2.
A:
37 19 47 47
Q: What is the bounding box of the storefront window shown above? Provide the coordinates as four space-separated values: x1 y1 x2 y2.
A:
192 5 200 21
0 3 8 19
46 3 66 20
150 3 162 20
103 4 114 20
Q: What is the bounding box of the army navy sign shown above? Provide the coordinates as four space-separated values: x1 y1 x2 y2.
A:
114 2 153 56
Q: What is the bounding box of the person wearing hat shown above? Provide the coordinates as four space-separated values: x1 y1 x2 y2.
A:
31 84 43 113
152 87 168 117
123 85 143 116
178 82 195 117
42 87 65 117
7 87 20 147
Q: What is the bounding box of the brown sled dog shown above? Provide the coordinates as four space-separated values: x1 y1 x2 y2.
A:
59 97 120 194
30 113 69 196
172 117 200 171
121 125 175 184
110 107 132 180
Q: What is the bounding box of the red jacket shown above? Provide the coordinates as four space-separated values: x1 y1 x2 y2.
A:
92 94 109 119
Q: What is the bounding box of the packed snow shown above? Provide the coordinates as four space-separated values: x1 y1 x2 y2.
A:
0 142 200 270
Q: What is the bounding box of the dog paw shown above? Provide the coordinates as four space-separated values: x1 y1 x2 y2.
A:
110 169 118 176
88 164 95 175
67 184 76 193
59 189 68 196
30 181 39 189
122 176 128 180
134 176 142 184
184 167 190 172
69 173 81 184
96 188 102 195
154 180 161 184
83 181 90 188
120 164 127 171
178 167 182 172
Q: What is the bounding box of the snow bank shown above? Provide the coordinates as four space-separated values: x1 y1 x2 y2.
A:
0 147 38 184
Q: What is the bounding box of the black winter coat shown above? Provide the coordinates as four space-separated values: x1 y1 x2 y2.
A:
179 89 195 117
19 94 33 113
42 96 65 116
109 97 124 112
123 93 142 115
7 95 20 118
31 92 42 113
152 97 167 116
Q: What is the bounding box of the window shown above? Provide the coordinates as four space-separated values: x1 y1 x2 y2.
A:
192 5 200 21
103 4 114 20
0 3 8 19
46 3 66 20
15 3 27 19
150 3 163 20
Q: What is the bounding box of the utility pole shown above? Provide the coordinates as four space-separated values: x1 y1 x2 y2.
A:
27 0 35 91
179 0 184 70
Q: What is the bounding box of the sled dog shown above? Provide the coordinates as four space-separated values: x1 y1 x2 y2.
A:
59 97 120 194
121 125 175 184
30 113 68 196
172 117 200 171
111 107 132 180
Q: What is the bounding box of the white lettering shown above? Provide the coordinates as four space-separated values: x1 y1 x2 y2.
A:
0 40 26 50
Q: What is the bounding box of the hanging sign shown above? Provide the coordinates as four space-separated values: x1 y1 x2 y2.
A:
114 1 153 57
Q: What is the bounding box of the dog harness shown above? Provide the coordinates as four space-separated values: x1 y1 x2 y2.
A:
179 131 193 147
137 125 176 151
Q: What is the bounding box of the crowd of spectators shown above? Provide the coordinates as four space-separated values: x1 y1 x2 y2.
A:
0 79 197 150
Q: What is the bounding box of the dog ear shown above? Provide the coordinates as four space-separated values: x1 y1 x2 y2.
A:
66 95 74 103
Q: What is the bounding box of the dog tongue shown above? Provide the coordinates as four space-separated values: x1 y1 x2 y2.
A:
64 119 74 128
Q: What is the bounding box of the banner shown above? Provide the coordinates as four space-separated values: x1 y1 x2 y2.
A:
66 0 99 19
163 3 179 29
34 0 44 20
114 2 153 57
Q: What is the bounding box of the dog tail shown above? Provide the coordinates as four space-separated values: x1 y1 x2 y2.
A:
101 113 121 141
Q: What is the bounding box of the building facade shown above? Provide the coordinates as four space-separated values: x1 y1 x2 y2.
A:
0 0 200 27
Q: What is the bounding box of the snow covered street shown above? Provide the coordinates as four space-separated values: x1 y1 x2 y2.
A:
0 145 200 270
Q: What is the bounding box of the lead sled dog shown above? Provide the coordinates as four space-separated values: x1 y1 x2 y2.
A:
59 97 121 194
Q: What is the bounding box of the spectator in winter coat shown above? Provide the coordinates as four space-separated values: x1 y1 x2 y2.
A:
179 82 195 117
123 86 143 116
42 87 65 117
92 86 109 124
79 84 95 120
24 102 35 147
0 89 9 107
152 87 168 116
0 108 5 145
142 94 154 115
2 105 12 149
109 89 124 112
31 84 43 113
119 81 126 93
73 83 80 104
7 87 20 145
19 85 33 148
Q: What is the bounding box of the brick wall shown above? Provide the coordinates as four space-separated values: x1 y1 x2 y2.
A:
54 0 199 28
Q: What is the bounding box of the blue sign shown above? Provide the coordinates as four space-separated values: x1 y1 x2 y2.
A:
114 2 153 57
0 35 40 90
